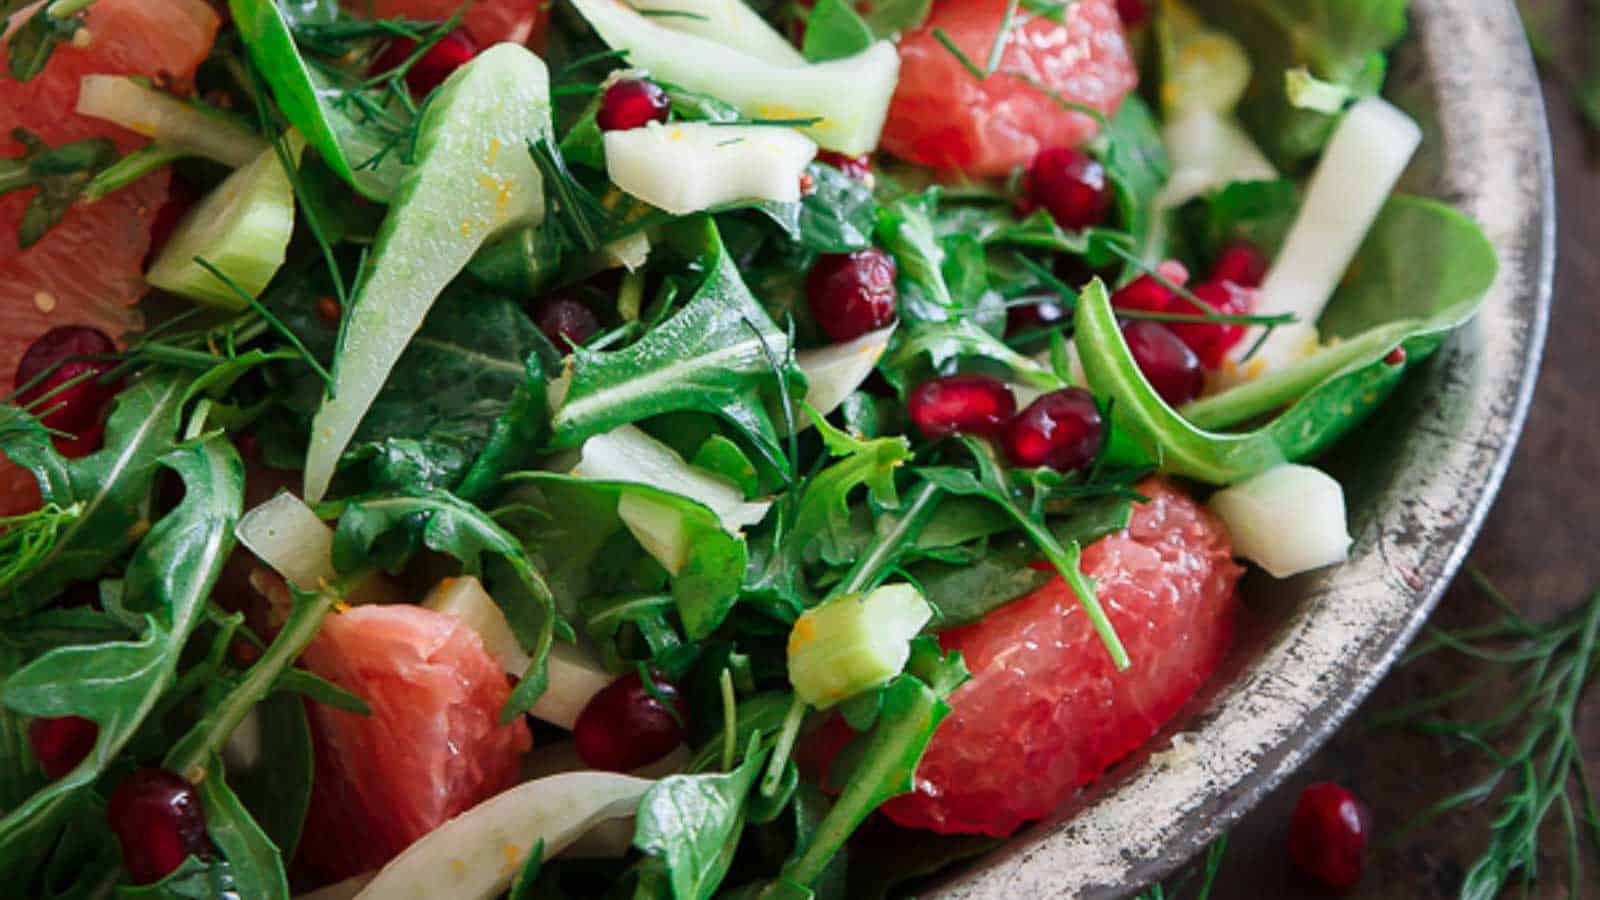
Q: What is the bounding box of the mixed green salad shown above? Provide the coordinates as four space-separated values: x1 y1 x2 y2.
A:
0 0 1499 897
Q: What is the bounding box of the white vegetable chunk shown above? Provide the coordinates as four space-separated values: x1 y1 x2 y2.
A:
628 0 805 66
351 772 653 900
236 493 399 605
77 74 267 167
1157 108 1277 209
575 424 771 534
422 576 612 729
1208 464 1352 578
794 324 895 423
605 122 817 215
1233 98 1423 371
569 0 899 155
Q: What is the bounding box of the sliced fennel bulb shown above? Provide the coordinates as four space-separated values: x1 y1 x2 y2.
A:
568 0 899 155
575 425 771 534
76 74 267 167
628 0 805 66
422 576 612 729
1156 108 1277 208
604 122 817 215
304 44 551 502
1208 464 1352 578
1231 97 1422 371
236 492 397 605
794 324 894 423
351 772 653 900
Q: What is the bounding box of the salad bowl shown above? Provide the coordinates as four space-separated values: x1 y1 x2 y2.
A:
928 0 1554 895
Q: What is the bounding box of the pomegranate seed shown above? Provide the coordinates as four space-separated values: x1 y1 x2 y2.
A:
798 170 817 195
1109 261 1190 315
1211 242 1269 288
1121 321 1204 406
375 29 480 97
806 248 899 342
1116 0 1151 27
1169 280 1253 369
15 326 121 455
1003 388 1104 472
1384 346 1407 366
1006 296 1068 335
1023 147 1113 231
598 78 671 132
574 671 687 772
28 715 98 779
107 768 212 885
531 295 599 349
908 375 1017 439
315 296 342 325
816 150 873 182
1287 782 1372 892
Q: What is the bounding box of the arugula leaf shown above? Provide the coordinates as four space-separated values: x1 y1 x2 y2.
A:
792 162 878 254
881 317 1064 393
916 438 1130 669
633 737 771 900
4 2 86 82
0 433 243 869
1172 178 1298 265
116 856 240 899
1188 0 1408 170
550 219 806 473
197 760 289 900
876 189 987 326
229 693 312 861
1086 197 1497 480
791 412 910 565
803 0 875 63
330 489 567 720
266 263 555 495
512 473 748 640
0 372 194 614
1088 96 1169 266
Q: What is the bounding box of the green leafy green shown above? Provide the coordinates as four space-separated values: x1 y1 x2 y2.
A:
634 737 770 900
803 0 875 63
229 693 313 861
331 489 567 720
791 413 911 565
1 372 193 614
1188 0 1408 170
550 219 806 473
1088 96 1169 264
862 0 931 36
511 473 748 640
1082 197 1497 482
792 162 879 253
4 1 89 82
0 433 243 870
196 761 289 900
0 128 119 248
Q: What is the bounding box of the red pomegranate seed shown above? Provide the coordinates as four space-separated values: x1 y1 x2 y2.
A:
806 248 899 343
908 375 1017 440
816 150 873 182
28 715 98 779
1170 280 1253 369
574 671 687 772
1023 147 1113 231
15 326 122 456
1116 0 1151 27
598 78 672 132
1211 242 1269 288
1121 320 1204 407
531 295 599 349
1109 261 1190 315
1003 388 1104 472
107 768 212 885
375 29 479 97
1384 346 1407 366
1287 782 1372 892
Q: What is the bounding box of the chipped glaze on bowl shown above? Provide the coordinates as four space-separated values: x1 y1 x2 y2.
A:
927 1 1554 896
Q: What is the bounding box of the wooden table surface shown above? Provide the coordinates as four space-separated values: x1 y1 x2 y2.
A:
1197 22 1600 900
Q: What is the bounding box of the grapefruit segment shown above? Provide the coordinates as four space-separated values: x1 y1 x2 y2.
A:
881 0 1137 175
877 479 1242 836
296 605 533 883
0 0 220 516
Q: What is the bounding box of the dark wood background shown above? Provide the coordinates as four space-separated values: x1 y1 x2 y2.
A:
1198 10 1600 899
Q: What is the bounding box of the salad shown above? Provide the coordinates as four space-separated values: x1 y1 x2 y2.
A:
0 0 1499 898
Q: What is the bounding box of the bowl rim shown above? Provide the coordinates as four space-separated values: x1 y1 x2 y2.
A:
925 1 1556 896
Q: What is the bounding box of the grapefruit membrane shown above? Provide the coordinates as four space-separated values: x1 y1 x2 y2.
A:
881 0 1138 175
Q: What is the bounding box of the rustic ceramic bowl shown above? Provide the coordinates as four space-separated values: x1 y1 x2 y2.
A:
927 1 1555 896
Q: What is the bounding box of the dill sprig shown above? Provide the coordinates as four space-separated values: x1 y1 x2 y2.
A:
527 137 615 254
1377 567 1600 899
0 502 83 596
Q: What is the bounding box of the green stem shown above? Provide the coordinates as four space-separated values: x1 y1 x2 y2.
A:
836 481 944 597
760 695 806 796
82 144 188 203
